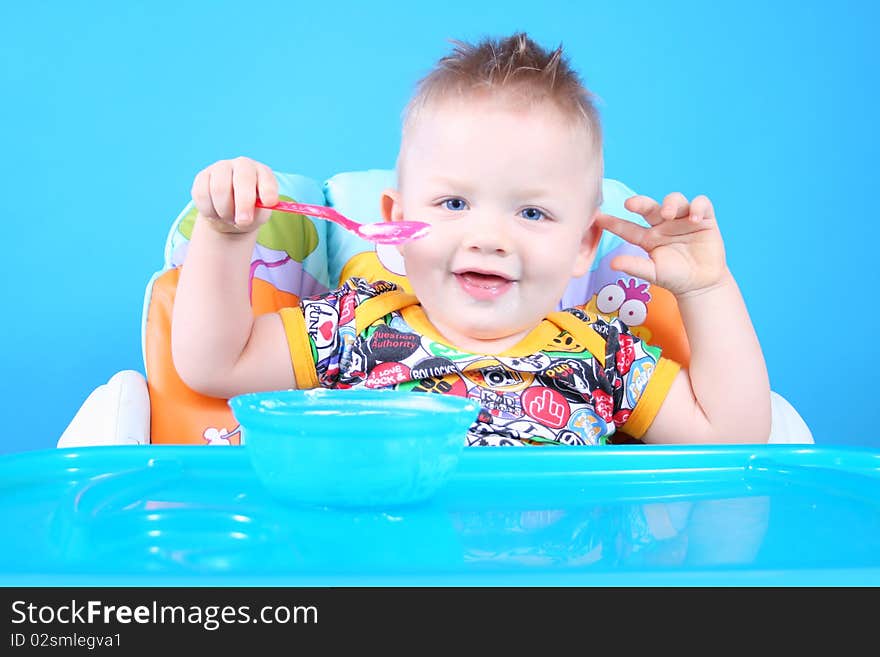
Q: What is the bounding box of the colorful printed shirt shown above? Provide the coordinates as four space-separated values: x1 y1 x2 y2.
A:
279 278 680 447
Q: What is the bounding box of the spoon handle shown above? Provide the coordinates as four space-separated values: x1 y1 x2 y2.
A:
255 200 358 231
254 198 430 244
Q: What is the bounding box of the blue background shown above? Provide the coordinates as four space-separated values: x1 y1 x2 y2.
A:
1 0 876 454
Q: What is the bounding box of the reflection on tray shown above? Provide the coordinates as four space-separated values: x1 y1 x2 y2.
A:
47 484 773 574
2 444 879 582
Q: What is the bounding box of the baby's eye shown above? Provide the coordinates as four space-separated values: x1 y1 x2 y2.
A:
444 198 468 211
520 207 546 221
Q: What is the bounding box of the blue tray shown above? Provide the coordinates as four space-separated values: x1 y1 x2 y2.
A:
1 444 879 585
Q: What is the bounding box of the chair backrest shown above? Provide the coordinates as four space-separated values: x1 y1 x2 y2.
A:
143 170 689 444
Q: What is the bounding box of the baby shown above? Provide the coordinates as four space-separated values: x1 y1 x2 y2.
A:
171 33 771 446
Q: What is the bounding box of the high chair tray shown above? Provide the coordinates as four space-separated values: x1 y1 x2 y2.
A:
1 444 879 585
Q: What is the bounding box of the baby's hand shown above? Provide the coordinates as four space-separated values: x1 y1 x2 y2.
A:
595 193 728 296
191 157 279 233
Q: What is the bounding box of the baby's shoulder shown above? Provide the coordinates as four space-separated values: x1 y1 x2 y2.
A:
559 306 628 335
345 277 402 299
555 306 658 352
302 277 402 305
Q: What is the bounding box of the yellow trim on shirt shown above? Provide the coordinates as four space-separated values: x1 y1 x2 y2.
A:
498 320 571 358
621 356 681 439
278 307 320 389
356 291 419 334
399 305 568 357
398 304 447 344
545 311 607 367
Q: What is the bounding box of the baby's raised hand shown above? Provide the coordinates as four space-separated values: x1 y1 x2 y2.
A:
595 193 728 296
191 157 279 233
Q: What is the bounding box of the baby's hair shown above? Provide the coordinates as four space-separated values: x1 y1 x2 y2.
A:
402 32 602 152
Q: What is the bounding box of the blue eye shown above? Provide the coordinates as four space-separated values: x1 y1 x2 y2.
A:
521 207 546 221
444 198 468 211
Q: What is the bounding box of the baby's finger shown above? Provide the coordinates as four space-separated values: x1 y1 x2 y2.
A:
595 212 649 247
609 254 657 284
661 192 690 221
208 160 235 222
191 167 218 219
623 195 663 226
256 163 279 207
231 160 258 227
688 195 716 224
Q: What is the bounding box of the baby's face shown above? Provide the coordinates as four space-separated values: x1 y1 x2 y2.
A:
385 95 603 353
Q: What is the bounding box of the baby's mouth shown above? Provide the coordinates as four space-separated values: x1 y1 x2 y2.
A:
458 271 510 287
454 271 515 299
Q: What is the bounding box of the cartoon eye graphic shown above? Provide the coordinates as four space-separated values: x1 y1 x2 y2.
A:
596 283 626 314
618 298 648 326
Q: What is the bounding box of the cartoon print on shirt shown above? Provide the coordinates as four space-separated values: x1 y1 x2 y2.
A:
497 353 552 372
496 418 561 445
625 356 657 408
585 277 653 342
386 314 415 334
522 387 571 428
470 387 524 420
537 358 598 404
300 278 670 447
399 372 470 397
426 340 474 362
337 324 358 374
368 325 422 361
462 358 534 392
466 418 528 446
410 356 459 381
568 408 608 445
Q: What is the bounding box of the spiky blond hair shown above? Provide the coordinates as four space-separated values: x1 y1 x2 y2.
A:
401 33 602 157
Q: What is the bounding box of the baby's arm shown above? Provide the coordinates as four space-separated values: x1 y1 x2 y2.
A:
171 157 297 398
596 193 771 443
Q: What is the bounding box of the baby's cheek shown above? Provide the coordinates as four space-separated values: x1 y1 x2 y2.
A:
402 229 444 259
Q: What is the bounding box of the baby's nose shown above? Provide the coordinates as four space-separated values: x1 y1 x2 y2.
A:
462 213 512 254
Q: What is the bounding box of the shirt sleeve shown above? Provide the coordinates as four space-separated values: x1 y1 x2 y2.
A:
278 278 397 388
592 317 681 440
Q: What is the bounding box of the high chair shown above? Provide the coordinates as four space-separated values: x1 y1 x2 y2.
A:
58 170 812 447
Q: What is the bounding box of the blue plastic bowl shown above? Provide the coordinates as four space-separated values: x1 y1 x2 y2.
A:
229 389 480 508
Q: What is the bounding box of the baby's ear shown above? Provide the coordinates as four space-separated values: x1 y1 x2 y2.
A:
380 189 403 222
381 189 409 256
572 209 603 278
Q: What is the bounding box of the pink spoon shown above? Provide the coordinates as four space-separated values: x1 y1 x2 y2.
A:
255 200 430 245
